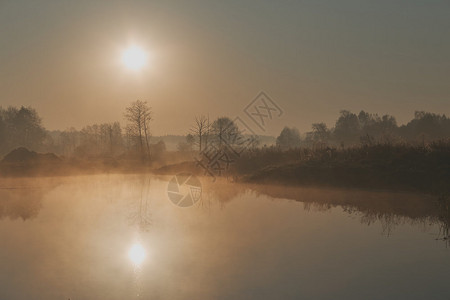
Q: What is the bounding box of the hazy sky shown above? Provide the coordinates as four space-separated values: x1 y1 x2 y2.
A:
1 0 449 135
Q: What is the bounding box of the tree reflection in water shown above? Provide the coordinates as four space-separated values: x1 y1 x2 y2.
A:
0 178 59 221
436 194 450 246
127 175 153 232
1 175 449 245
206 181 450 242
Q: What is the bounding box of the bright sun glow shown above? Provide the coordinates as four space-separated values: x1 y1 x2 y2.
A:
128 243 146 265
121 45 148 71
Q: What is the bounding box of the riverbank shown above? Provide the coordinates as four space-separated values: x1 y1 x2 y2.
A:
241 142 449 195
1 142 449 196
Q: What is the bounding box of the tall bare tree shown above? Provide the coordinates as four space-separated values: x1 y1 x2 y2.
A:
190 115 210 152
124 100 152 159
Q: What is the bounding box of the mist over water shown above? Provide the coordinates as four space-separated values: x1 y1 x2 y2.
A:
2 1 449 299
0 174 448 300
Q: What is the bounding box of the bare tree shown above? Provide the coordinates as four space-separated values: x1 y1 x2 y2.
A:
190 115 210 152
124 100 152 160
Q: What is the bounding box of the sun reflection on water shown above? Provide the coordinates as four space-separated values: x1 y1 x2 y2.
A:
128 243 146 266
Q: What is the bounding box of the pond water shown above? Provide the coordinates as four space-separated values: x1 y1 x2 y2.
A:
0 174 449 299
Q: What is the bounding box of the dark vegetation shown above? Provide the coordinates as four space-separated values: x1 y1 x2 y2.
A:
233 110 449 195
237 141 449 194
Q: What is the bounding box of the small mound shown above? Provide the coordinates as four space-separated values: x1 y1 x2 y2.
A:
2 148 38 163
1 147 60 164
39 152 60 162
155 161 200 175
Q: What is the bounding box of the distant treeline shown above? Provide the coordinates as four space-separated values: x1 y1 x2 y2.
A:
1 105 449 160
277 110 450 149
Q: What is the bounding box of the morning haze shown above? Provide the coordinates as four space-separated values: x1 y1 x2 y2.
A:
1 0 449 135
2 2 450 300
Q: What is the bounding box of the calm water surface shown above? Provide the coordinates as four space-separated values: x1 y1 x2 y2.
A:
0 174 449 300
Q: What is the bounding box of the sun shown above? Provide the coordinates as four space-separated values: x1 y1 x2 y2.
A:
121 45 148 71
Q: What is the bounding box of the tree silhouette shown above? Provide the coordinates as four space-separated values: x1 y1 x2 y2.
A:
0 106 46 155
190 115 210 152
334 110 360 146
124 100 152 160
210 117 240 148
276 127 301 149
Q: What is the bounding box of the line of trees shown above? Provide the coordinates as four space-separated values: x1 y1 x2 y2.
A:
1 104 449 159
276 110 450 149
178 116 260 153
59 122 123 157
0 101 160 161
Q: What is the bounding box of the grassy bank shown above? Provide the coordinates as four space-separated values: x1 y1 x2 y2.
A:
237 141 450 194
